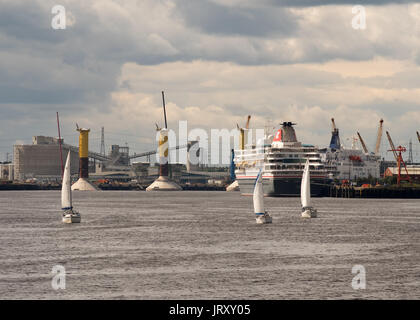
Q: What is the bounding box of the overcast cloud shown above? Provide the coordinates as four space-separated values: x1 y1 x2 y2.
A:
0 0 420 161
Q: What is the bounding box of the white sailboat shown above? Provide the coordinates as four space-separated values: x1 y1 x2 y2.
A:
62 152 81 224
254 169 272 224
301 159 317 218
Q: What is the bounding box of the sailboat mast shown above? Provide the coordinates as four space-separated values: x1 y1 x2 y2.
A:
162 91 168 129
56 112 64 177
161 91 171 177
68 153 72 207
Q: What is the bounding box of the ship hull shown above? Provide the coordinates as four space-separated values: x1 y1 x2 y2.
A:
237 176 329 197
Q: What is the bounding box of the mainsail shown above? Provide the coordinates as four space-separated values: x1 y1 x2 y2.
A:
301 159 311 208
61 152 72 210
253 169 264 214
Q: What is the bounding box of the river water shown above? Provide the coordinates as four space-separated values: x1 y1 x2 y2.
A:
0 191 419 299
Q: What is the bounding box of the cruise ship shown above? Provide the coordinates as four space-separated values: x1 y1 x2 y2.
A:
234 122 330 196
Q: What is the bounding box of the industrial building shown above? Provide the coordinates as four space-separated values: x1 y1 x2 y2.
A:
11 133 219 187
109 145 130 166
13 136 79 181
384 165 420 182
0 162 14 181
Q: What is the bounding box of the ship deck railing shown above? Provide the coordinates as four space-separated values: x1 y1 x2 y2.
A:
235 148 322 157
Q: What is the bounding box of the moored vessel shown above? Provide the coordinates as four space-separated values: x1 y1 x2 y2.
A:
319 118 381 181
235 122 330 197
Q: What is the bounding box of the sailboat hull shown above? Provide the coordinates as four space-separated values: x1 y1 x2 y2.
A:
256 213 272 224
301 207 317 218
62 211 81 224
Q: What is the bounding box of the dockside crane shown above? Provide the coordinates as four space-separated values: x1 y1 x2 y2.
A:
387 145 411 185
331 118 337 131
386 131 399 162
417 131 420 143
375 119 384 155
386 131 411 185
329 118 341 150
356 132 369 154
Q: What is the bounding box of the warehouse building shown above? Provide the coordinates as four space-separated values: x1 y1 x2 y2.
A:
384 165 420 182
13 136 79 181
0 163 14 181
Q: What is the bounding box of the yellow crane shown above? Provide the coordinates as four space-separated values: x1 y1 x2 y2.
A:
374 119 384 155
237 115 251 150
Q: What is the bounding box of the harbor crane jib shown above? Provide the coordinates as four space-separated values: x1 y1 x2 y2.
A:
375 119 384 155
357 132 369 154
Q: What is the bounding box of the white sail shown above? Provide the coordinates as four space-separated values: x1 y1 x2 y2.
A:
301 159 311 208
253 169 264 214
61 152 72 210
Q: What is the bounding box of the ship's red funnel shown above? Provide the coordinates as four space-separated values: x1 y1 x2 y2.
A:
273 129 282 142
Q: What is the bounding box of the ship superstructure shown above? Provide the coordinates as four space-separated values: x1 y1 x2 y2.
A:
234 122 330 196
320 119 381 181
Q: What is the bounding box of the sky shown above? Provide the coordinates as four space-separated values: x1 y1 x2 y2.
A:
1 0 420 163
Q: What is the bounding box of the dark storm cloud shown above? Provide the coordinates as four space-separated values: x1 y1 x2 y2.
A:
175 0 298 36
0 1 120 105
0 2 60 43
0 0 185 106
0 86 85 104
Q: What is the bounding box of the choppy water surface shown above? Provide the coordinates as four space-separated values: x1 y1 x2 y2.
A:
0 191 419 299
